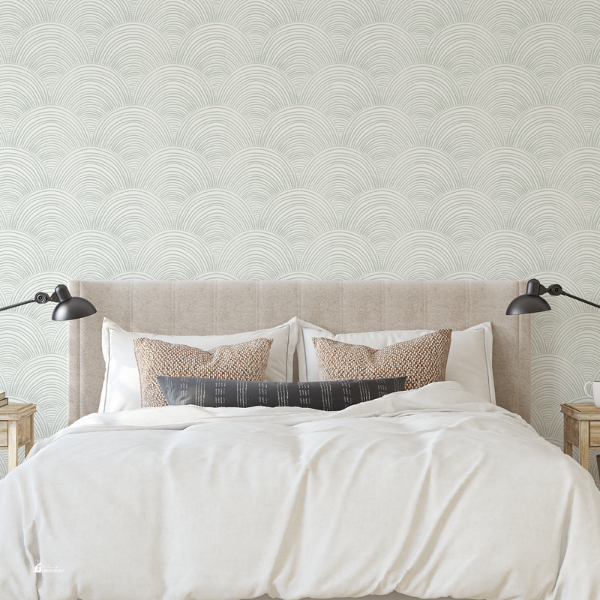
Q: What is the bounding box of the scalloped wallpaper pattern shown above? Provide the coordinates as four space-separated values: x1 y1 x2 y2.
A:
1 0 599 484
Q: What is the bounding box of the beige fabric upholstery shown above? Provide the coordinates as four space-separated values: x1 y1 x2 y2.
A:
68 280 530 423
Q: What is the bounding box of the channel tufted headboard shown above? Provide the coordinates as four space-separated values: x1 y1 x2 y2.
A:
68 280 530 424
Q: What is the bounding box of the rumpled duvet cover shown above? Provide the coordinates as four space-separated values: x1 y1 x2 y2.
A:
1 381 599 600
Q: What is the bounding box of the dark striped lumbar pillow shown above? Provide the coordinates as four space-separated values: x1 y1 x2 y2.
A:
157 376 406 411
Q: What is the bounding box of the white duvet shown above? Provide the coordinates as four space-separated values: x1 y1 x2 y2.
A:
1 382 600 600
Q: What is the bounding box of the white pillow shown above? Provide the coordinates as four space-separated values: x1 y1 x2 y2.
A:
297 321 496 403
99 317 299 412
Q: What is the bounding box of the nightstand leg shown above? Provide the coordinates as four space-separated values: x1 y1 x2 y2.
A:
24 413 34 457
564 417 572 457
8 421 18 471
579 421 590 471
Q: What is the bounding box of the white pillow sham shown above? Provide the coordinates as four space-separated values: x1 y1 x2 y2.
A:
99 317 298 413
297 321 496 404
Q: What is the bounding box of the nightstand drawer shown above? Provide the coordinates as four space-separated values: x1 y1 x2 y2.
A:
0 403 36 471
562 403 600 472
0 419 32 448
564 415 600 448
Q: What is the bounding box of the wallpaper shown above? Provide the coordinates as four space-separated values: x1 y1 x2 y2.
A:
1 0 600 482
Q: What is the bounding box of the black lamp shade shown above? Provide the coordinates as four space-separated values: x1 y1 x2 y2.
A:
506 293 551 315
51 285 96 321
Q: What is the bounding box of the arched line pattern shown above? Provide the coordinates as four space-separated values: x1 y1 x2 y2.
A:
1 0 600 485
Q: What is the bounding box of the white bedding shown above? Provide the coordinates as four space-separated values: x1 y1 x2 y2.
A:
1 382 600 600
296 321 496 403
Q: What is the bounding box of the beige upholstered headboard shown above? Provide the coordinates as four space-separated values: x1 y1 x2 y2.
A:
68 280 530 424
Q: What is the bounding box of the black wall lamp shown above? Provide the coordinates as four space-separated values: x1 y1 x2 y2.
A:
0 284 96 321
507 278 600 315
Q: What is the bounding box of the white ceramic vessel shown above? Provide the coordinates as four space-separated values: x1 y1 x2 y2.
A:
583 381 600 408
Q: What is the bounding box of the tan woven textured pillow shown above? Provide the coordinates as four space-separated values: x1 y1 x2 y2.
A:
312 329 452 390
133 337 273 408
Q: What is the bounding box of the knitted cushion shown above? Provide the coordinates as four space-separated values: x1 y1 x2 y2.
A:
133 337 273 407
312 329 452 390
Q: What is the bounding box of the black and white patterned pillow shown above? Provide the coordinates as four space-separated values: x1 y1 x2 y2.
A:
157 376 406 411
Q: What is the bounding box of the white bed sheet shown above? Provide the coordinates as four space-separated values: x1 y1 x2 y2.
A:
1 382 600 600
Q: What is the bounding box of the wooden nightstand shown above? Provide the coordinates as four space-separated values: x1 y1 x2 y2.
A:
561 403 600 471
0 403 36 472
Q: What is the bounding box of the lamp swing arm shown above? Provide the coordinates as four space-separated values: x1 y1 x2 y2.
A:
507 278 600 315
529 278 600 310
0 284 96 321
559 289 600 310
0 292 54 313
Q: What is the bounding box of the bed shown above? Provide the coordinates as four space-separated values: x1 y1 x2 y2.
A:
1 280 600 600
